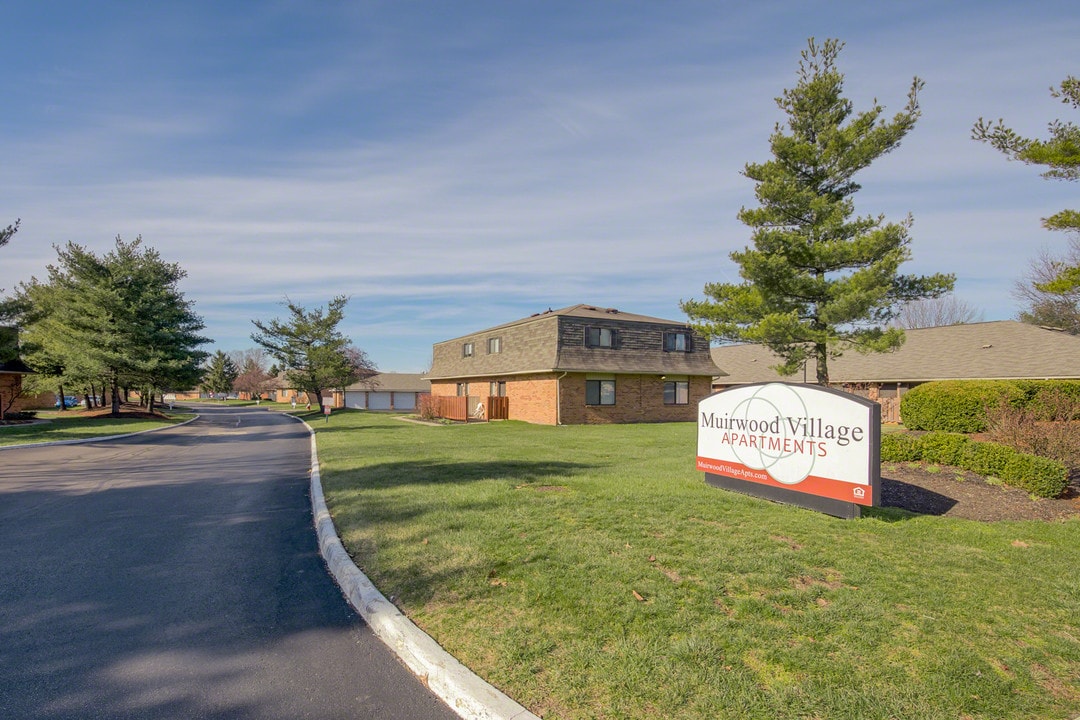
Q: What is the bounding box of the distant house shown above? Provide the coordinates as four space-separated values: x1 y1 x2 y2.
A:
338 373 430 411
0 327 34 419
427 304 723 424
710 321 1080 422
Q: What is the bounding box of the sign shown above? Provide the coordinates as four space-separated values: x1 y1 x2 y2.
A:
697 382 880 518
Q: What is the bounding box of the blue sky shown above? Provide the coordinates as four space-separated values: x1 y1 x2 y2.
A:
1 1 1076 372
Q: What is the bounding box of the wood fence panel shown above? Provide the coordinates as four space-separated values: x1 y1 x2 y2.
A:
878 397 901 424
438 396 469 422
488 396 509 420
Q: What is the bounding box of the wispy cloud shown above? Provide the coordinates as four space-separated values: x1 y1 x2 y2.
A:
1 2 1077 370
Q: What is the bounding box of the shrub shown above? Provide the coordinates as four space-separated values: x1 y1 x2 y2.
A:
880 432 1068 498
900 381 1023 433
881 433 922 462
1001 454 1070 498
0 410 37 423
960 441 1015 479
985 390 1080 470
919 432 969 466
415 394 442 422
1013 381 1080 421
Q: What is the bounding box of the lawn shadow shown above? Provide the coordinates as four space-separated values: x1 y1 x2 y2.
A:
877 477 958 518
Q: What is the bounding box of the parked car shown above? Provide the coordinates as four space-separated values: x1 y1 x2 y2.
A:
54 395 81 409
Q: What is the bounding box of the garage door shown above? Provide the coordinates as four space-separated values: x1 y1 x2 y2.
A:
393 393 417 411
368 392 393 410
343 391 367 409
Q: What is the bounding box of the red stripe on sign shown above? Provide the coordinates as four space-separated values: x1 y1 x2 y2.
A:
697 457 873 505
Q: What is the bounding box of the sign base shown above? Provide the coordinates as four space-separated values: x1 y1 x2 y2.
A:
704 472 862 519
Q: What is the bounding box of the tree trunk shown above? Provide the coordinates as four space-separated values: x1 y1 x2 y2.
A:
57 383 67 411
111 378 121 417
815 342 830 385
310 387 324 413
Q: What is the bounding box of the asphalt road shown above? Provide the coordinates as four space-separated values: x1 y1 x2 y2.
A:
0 406 461 720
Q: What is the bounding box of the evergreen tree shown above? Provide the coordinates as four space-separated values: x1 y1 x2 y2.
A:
0 219 21 362
102 237 208 410
251 296 372 412
0 218 17 254
974 75 1080 293
682 38 953 384
15 237 207 415
201 350 239 399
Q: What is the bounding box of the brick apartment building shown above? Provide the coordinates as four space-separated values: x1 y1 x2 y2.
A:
427 304 723 424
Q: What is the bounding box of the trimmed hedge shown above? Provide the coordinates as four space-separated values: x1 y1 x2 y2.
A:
919 432 969 466
900 381 1023 433
881 433 922 462
1001 454 1070 498
900 380 1080 432
880 432 1069 498
960 441 1015 478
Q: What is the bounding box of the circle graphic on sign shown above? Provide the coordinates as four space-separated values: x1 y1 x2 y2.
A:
729 383 815 485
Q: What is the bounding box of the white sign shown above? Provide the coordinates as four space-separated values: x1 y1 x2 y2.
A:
697 383 878 506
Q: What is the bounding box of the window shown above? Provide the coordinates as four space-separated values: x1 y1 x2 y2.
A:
663 330 691 352
456 382 468 397
585 379 616 406
490 381 506 397
462 342 474 357
664 380 689 405
487 337 502 354
585 326 618 348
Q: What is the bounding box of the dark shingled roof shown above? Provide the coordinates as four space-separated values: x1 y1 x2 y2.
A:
0 358 33 374
345 372 430 392
711 321 1080 384
429 304 722 380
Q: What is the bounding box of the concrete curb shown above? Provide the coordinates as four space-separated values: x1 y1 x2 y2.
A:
0 414 199 451
298 418 540 720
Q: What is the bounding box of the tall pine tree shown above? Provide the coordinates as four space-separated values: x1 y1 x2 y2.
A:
974 75 1080 294
682 38 953 384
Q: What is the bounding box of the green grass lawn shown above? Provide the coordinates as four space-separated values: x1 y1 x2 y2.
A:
315 411 1080 720
0 411 189 447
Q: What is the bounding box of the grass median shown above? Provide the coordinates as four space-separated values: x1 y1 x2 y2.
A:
0 410 190 447
314 410 1080 720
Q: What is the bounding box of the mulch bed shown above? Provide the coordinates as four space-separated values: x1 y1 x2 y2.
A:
881 462 1080 522
69 403 171 421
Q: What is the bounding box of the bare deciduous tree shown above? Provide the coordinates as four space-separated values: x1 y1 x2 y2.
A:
1014 235 1080 334
892 295 984 329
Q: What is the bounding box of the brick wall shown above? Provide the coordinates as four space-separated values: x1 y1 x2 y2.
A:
559 373 711 425
505 373 559 425
431 375 559 424
433 373 712 425
0 374 28 417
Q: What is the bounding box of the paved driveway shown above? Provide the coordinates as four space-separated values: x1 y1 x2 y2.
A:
0 406 460 720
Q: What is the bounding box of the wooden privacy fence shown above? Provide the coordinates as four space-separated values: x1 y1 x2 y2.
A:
434 395 509 422
877 397 901 424
436 396 469 422
488 396 509 420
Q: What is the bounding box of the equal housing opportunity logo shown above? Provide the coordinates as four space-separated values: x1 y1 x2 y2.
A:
697 382 879 507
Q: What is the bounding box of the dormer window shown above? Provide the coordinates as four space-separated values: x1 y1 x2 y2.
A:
487 337 502 354
663 330 691 352
585 327 618 348
462 342 474 357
